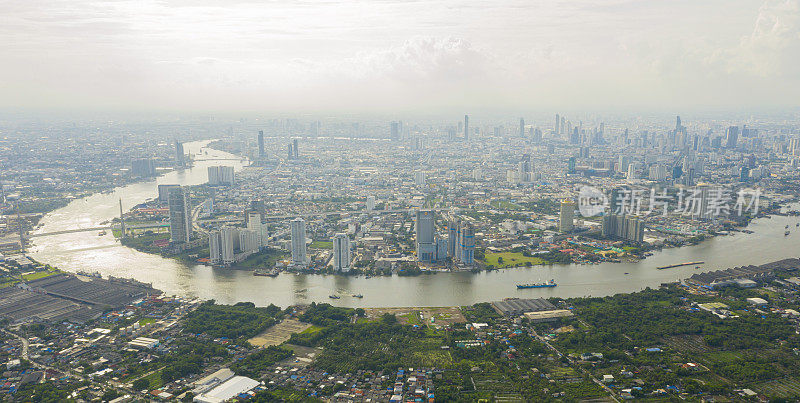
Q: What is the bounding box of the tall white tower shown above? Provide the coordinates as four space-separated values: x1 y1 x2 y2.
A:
332 233 351 272
290 218 307 266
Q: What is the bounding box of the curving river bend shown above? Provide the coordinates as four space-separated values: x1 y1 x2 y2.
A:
29 141 800 307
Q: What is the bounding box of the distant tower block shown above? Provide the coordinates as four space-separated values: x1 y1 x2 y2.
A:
559 199 575 233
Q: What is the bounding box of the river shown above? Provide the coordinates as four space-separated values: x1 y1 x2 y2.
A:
28 140 800 307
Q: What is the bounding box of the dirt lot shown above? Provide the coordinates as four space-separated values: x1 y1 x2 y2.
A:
248 318 311 347
364 306 465 327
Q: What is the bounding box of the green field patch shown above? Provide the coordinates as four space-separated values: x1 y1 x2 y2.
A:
299 325 325 335
310 241 333 249
21 268 60 281
483 252 544 268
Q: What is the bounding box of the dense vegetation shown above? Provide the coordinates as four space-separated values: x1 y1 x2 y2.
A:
461 302 501 324
289 314 443 373
558 287 797 352
298 303 355 326
182 301 283 339
232 346 293 378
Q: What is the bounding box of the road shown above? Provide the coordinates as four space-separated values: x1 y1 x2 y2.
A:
531 329 621 403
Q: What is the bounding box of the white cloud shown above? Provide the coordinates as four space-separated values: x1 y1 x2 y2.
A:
0 0 797 113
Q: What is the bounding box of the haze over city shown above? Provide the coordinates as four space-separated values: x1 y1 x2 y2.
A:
3 0 800 114
4 1 800 402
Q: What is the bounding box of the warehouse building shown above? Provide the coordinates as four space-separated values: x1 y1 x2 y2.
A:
491 298 556 317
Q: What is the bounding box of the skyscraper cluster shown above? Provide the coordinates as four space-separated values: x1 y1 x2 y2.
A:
601 214 644 243
208 226 261 266
415 210 474 266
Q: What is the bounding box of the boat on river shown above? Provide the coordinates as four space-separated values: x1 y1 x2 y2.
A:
656 261 704 270
254 268 279 277
517 279 557 289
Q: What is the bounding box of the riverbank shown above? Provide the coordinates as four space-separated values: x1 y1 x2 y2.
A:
26 139 800 308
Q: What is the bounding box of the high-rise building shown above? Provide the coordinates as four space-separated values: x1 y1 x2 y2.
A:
175 141 186 168
519 118 525 137
209 229 222 266
366 195 376 211
390 121 400 141
332 233 351 272
238 228 260 255
435 238 449 261
558 199 575 233
168 187 192 243
287 143 294 160
602 214 644 243
208 226 237 266
207 166 235 185
555 114 560 135
447 219 458 258
567 157 576 174
617 156 630 173
220 226 237 265
415 210 436 262
457 223 475 265
131 158 156 177
158 184 180 203
627 162 639 179
258 130 265 158
648 164 668 181
518 154 533 183
464 115 469 141
533 128 542 142
293 139 299 159
789 138 800 156
415 171 425 186
725 126 739 149
246 211 267 248
290 218 307 266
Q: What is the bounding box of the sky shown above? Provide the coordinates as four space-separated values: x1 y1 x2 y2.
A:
1 0 799 115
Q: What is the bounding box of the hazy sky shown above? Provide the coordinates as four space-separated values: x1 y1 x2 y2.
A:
2 0 799 114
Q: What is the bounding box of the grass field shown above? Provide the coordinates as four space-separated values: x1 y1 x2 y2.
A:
237 248 288 269
484 252 544 268
21 268 60 281
298 325 325 335
309 241 333 249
